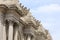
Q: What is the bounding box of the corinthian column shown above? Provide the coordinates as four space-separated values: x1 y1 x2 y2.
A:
8 21 13 40
0 13 4 40
3 23 6 40
0 13 6 40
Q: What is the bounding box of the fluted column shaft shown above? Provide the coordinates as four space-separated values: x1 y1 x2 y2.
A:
3 23 6 40
8 21 13 40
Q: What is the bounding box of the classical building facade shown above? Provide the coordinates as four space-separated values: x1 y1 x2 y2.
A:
0 0 52 40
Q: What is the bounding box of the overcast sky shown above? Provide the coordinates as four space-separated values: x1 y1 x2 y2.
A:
20 0 60 40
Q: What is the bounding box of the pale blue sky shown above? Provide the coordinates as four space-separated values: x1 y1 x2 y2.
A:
19 0 60 40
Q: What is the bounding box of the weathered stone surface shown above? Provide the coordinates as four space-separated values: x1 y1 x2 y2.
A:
0 0 19 5
0 0 52 40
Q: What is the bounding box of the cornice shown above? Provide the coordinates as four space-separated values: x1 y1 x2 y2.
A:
0 4 8 9
0 4 41 30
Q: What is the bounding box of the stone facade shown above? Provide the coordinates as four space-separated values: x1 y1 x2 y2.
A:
0 0 52 40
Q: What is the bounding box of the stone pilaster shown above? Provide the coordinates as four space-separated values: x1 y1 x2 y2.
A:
0 6 6 40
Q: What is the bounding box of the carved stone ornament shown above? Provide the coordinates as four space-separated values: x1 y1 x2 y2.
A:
0 0 52 40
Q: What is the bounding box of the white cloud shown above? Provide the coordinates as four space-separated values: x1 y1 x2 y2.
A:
31 4 60 13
